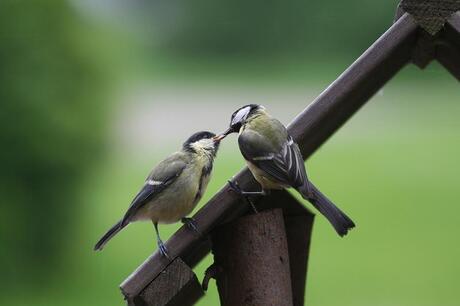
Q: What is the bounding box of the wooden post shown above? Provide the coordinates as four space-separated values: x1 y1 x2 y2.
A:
212 209 293 306
210 191 314 306
256 190 315 305
283 207 314 305
126 258 204 306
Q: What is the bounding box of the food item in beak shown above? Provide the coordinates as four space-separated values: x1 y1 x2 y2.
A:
213 134 226 141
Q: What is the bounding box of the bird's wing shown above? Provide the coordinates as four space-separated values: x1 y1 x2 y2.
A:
121 153 187 225
238 129 307 188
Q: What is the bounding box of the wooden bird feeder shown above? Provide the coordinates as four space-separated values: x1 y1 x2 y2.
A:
118 1 460 305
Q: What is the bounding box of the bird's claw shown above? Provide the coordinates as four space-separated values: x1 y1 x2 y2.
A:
227 180 259 214
158 240 170 259
182 217 200 235
247 198 259 214
228 180 243 195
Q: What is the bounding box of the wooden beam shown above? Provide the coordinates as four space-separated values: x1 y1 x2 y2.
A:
129 258 204 306
120 13 418 300
443 12 460 50
411 30 436 69
289 13 418 157
436 41 460 81
212 209 293 306
436 12 460 81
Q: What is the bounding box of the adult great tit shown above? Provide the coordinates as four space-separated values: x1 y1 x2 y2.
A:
94 131 221 257
217 104 355 236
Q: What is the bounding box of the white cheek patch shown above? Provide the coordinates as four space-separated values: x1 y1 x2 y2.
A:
231 106 251 125
193 139 214 151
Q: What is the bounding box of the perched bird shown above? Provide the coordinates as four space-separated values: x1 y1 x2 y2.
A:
94 131 221 257
217 104 355 236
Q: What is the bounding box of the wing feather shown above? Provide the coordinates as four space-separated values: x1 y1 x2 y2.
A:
239 130 307 188
121 153 187 225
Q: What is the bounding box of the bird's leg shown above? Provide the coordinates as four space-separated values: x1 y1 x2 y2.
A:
227 180 264 213
153 221 170 259
228 180 268 196
181 217 200 235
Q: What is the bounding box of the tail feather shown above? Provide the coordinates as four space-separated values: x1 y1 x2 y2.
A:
298 181 355 236
94 220 125 251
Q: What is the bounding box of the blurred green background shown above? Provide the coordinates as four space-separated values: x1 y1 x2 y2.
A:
1 0 459 305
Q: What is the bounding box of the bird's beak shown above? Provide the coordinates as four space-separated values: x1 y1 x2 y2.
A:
213 134 226 142
213 127 234 142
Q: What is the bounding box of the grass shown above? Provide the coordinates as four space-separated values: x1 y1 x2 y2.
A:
3 64 460 306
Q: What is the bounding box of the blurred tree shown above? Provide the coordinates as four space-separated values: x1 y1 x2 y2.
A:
0 0 108 284
147 0 398 58
76 0 399 60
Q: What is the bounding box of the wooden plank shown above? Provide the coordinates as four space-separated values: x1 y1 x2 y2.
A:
212 209 293 306
411 30 436 69
286 214 314 305
132 258 203 306
258 190 315 306
444 12 460 49
436 12 460 81
120 13 418 300
436 41 460 81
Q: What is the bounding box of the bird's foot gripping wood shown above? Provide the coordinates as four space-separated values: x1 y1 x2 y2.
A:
153 222 171 259
157 238 170 259
227 180 259 213
181 217 200 236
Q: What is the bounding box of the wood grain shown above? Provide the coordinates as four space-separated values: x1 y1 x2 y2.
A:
134 258 203 306
257 190 315 306
212 209 293 306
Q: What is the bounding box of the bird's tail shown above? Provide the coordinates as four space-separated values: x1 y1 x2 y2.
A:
94 220 126 251
297 181 355 237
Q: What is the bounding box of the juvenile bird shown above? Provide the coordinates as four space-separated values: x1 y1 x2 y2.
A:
94 131 221 257
217 104 355 236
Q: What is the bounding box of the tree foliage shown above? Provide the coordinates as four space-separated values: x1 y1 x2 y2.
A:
0 0 108 280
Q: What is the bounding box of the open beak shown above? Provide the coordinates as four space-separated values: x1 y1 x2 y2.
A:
213 134 226 142
213 127 234 142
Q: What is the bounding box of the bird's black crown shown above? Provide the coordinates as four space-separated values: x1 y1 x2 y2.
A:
183 131 219 154
183 131 216 146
